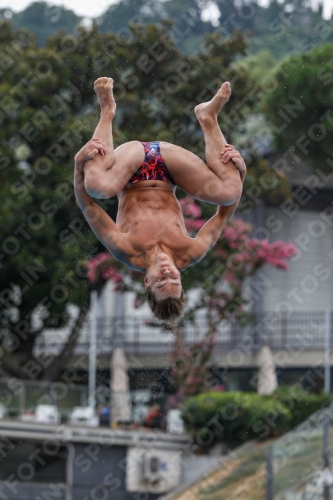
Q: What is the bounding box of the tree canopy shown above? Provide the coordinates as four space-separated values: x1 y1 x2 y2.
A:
1 2 82 45
1 0 332 57
262 42 333 171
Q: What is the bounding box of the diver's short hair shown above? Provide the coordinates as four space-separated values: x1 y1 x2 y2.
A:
147 287 186 325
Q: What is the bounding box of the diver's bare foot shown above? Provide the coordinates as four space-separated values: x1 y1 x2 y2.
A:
94 77 116 117
194 82 231 124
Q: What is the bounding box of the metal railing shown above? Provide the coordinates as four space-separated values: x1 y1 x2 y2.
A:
0 378 88 417
34 311 333 357
0 378 151 422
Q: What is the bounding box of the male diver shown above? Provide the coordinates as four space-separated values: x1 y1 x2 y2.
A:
74 78 246 322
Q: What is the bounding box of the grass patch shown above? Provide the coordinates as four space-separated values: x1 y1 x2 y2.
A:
202 441 270 494
173 441 271 500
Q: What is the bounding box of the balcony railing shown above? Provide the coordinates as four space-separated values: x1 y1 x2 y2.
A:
34 311 333 356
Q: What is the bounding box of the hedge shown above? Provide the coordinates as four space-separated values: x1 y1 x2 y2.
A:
182 392 290 447
271 385 332 429
181 387 333 447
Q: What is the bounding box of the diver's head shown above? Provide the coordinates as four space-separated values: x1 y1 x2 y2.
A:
144 253 186 323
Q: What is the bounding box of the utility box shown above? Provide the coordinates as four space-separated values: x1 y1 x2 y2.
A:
127 447 183 494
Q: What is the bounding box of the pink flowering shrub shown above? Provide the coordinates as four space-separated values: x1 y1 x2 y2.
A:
179 196 203 218
86 253 123 288
224 234 297 284
179 196 206 233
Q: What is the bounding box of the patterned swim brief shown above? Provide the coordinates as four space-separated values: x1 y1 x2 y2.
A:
127 141 175 185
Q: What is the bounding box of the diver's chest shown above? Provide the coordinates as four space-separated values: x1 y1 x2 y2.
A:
128 216 185 251
131 217 183 239
130 208 183 232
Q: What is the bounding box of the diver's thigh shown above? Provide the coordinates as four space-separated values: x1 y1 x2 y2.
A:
104 140 145 195
160 141 224 204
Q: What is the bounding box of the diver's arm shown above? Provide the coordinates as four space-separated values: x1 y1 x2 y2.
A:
74 139 128 257
189 201 239 263
189 146 246 263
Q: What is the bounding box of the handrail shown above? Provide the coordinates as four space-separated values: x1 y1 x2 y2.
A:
33 311 333 355
267 402 333 498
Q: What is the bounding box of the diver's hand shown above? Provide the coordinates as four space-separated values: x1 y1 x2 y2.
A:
221 144 247 182
75 137 107 165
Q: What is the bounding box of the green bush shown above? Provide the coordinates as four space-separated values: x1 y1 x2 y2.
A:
272 386 333 430
182 388 333 448
182 392 291 447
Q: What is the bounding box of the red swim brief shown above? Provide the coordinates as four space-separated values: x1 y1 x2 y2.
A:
127 141 175 185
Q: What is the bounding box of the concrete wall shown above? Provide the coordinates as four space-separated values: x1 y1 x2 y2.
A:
0 423 190 500
259 207 333 312
71 443 160 500
0 484 67 500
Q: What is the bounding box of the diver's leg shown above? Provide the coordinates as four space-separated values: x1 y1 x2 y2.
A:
83 77 144 198
161 83 242 205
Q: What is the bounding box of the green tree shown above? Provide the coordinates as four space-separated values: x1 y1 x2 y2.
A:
3 0 332 58
0 22 95 381
97 0 163 35
248 0 330 58
262 42 333 171
5 1 82 45
234 49 278 85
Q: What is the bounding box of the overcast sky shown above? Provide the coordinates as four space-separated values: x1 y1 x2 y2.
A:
0 0 332 19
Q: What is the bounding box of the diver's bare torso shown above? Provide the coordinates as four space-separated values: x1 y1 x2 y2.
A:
116 180 194 272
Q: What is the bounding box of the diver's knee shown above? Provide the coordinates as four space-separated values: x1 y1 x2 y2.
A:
84 171 104 199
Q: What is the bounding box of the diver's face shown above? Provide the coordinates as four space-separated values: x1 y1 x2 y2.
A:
145 255 181 301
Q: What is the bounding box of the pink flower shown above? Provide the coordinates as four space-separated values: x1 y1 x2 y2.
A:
179 196 203 218
185 219 206 232
102 268 123 282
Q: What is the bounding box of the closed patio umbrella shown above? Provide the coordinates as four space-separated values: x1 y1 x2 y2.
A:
257 344 278 395
111 346 131 425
